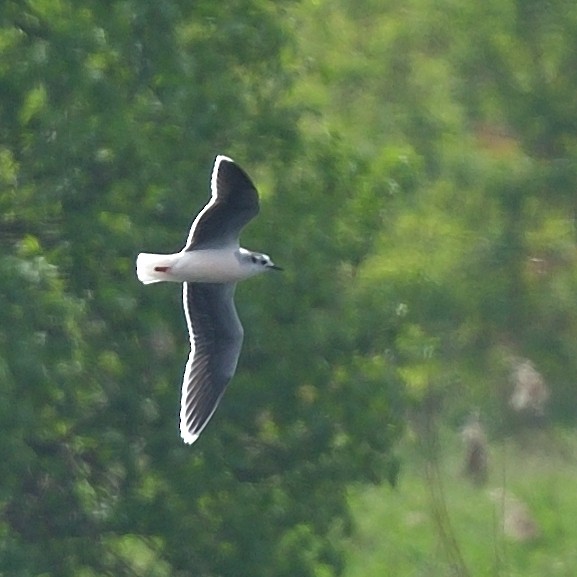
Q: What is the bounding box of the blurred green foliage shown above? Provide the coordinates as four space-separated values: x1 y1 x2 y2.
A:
344 429 577 577
1 0 576 575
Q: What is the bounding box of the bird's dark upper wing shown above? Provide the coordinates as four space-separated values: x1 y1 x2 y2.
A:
179 282 244 444
184 156 260 251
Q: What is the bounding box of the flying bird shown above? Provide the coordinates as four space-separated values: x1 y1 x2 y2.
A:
136 155 281 444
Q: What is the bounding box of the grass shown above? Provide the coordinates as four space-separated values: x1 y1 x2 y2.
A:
342 427 577 577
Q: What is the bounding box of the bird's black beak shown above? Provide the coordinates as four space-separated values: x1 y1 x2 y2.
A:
269 263 283 271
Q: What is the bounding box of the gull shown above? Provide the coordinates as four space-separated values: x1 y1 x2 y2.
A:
136 155 281 444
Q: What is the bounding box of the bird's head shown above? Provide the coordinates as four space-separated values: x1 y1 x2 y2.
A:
243 250 283 273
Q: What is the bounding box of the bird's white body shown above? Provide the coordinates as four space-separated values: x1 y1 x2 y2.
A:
136 247 265 285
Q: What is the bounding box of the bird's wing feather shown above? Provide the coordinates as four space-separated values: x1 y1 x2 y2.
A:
184 156 260 250
179 282 243 444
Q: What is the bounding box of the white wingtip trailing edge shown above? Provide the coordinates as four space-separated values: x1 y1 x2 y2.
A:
210 155 234 193
179 426 200 445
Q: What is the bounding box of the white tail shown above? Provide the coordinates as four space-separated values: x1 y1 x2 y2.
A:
136 253 177 284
